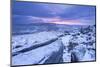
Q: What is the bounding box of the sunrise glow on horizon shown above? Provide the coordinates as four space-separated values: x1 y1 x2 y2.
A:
12 1 96 25
48 20 90 25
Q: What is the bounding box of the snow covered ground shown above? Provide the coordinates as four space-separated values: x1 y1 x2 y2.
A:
12 25 96 66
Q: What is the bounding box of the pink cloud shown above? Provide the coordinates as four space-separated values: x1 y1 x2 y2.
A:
14 15 93 25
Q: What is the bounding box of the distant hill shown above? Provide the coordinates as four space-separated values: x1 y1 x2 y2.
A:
12 22 94 35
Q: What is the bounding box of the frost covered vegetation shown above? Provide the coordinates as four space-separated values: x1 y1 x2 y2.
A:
12 24 96 66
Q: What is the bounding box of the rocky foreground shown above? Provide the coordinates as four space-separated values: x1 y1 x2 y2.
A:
12 25 96 66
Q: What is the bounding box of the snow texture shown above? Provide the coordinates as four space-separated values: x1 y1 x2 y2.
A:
12 25 96 66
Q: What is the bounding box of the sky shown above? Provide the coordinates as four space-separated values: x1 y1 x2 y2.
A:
12 1 96 25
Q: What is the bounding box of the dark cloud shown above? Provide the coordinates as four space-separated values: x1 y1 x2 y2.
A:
12 2 58 17
12 1 96 25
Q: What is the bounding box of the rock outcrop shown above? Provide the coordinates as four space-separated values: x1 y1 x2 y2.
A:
12 25 96 66
12 31 64 66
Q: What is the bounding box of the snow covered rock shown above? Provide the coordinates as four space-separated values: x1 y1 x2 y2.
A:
61 25 96 62
12 25 96 65
12 31 64 66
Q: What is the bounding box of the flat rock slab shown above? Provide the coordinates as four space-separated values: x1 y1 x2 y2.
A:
12 31 64 66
